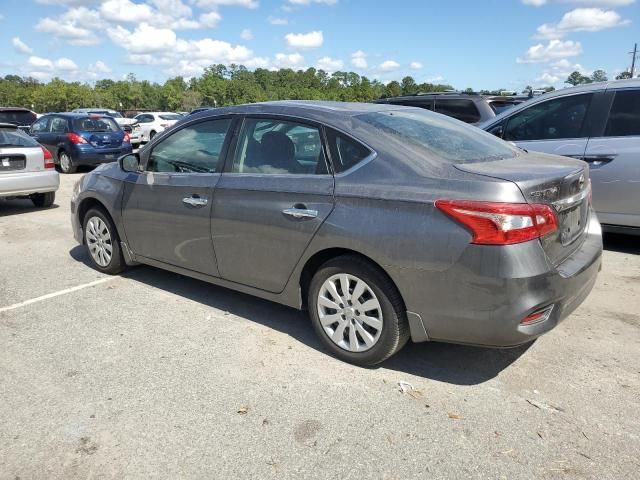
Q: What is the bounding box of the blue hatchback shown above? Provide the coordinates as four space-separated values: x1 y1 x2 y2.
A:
30 113 133 173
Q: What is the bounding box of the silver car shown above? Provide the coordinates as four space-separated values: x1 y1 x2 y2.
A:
0 123 59 207
70 102 601 365
481 78 640 234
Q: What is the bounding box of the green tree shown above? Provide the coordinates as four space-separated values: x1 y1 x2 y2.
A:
616 71 632 80
591 70 608 83
565 71 591 86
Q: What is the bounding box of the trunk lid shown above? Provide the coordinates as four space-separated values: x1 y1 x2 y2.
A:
455 151 591 265
73 116 124 150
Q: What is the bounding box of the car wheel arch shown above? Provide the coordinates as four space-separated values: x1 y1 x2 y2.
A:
78 198 114 241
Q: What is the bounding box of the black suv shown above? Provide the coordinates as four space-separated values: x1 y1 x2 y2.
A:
374 92 526 125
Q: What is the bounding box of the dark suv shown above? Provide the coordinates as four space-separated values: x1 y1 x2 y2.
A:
374 92 526 125
30 113 132 173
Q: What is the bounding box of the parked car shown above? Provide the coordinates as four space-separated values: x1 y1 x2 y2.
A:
70 101 601 365
0 122 58 207
374 92 524 125
481 78 640 234
72 108 142 147
30 113 133 174
0 107 38 133
133 112 181 142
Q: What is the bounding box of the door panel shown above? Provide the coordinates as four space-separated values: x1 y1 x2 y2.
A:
513 138 588 160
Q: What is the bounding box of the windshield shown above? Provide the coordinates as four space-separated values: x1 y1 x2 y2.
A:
0 110 37 126
0 127 40 147
73 117 120 133
356 109 518 164
159 114 182 121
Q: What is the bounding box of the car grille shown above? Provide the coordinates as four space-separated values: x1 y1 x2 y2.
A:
0 154 26 171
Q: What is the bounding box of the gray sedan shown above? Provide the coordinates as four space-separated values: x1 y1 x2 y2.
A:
70 101 602 365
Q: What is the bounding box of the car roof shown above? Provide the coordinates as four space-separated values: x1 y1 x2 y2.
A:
0 107 34 112
376 93 485 103
41 112 113 118
73 108 117 112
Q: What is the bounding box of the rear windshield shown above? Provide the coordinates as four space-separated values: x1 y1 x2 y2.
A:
0 110 37 126
0 127 40 147
489 102 519 114
88 110 123 118
356 109 518 164
159 114 182 121
72 117 119 132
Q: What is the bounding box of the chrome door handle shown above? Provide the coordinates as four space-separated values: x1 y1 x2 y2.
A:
183 196 208 207
282 208 318 219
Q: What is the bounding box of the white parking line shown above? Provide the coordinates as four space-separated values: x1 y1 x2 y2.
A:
0 277 115 314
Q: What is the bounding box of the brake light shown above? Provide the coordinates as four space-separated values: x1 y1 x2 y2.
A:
521 306 554 325
435 200 558 245
41 146 54 169
123 132 131 143
66 132 87 144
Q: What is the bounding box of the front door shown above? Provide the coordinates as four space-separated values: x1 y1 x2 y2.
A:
121 117 233 276
211 116 335 293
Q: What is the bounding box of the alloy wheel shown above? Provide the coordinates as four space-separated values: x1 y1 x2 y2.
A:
317 273 383 352
60 153 71 172
86 216 113 267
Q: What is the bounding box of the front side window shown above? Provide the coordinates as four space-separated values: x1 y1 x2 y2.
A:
31 117 50 133
434 99 481 123
326 129 372 173
147 118 231 173
503 93 592 141
231 118 327 175
604 90 640 137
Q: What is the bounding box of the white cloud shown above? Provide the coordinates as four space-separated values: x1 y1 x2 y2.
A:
107 23 177 53
12 37 33 54
36 0 100 4
55 58 79 71
316 56 343 71
427 75 445 83
88 60 112 74
284 31 323 49
240 28 253 40
268 16 289 25
523 0 634 6
535 59 589 84
350 50 368 69
196 0 258 8
517 39 583 63
287 0 337 5
535 8 629 39
35 7 104 46
409 61 423 69
379 60 400 72
24 55 81 80
273 52 305 69
199 11 222 28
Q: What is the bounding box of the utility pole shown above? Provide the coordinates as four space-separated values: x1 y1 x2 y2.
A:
630 43 638 78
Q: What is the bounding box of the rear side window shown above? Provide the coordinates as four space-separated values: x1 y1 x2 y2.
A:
0 127 40 147
604 90 640 137
503 94 592 141
326 129 372 173
51 117 68 133
434 99 481 123
73 117 119 132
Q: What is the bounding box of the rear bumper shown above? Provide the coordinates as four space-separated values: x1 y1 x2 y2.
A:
70 145 133 166
390 212 603 347
0 170 59 197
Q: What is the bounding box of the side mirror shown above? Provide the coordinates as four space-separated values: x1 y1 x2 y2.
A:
119 153 140 172
489 125 504 138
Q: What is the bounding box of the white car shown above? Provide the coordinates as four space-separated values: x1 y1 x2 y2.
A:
72 108 142 147
0 123 59 207
133 112 182 142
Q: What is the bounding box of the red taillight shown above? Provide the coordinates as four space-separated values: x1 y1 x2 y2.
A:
41 146 54 169
123 132 131 143
435 200 558 245
521 306 554 325
66 132 87 144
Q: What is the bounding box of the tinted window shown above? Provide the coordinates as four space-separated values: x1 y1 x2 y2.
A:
72 117 119 133
489 102 519 115
50 117 68 133
356 109 517 164
504 94 592 141
232 118 327 175
147 118 231 173
0 110 37 125
435 99 481 123
0 127 40 147
604 90 640 137
136 114 153 123
30 117 50 133
327 129 372 172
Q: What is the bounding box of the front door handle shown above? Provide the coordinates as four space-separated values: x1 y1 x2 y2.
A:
581 155 615 167
183 196 208 207
282 207 318 219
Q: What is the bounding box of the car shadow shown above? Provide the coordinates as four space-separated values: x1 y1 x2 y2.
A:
68 246 529 386
0 198 59 217
603 232 640 255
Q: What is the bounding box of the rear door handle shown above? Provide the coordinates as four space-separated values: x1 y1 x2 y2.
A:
282 207 318 219
183 196 208 207
581 155 615 168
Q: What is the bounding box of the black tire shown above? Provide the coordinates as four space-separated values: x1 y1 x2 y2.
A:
82 207 125 275
31 191 55 208
58 150 77 174
308 255 410 366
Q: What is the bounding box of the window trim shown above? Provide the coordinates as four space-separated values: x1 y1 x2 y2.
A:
141 115 235 175
222 114 332 177
324 126 377 177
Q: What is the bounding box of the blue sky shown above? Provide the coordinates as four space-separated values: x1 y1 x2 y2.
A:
0 0 638 90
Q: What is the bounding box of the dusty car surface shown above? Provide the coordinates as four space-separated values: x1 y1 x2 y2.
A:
70 101 602 365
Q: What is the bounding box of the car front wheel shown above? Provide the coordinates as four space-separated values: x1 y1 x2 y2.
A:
83 208 125 274
308 255 410 366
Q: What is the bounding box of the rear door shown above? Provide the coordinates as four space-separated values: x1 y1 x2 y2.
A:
584 87 640 228
501 92 595 160
121 117 233 276
211 115 334 293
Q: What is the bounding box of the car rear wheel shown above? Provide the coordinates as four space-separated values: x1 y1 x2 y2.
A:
308 255 410 365
149 131 156 140
31 191 55 208
83 208 125 274
58 151 76 174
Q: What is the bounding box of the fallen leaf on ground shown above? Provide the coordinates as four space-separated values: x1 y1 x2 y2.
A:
237 406 249 415
448 413 463 420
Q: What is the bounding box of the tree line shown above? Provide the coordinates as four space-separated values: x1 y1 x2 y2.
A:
0 65 459 114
